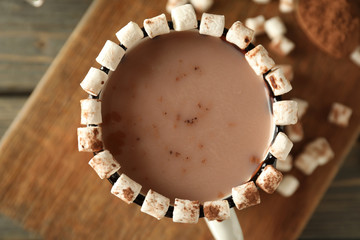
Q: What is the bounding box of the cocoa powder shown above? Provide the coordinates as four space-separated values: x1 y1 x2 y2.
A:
297 0 359 58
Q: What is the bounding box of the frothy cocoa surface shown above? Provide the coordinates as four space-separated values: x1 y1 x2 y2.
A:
101 31 274 202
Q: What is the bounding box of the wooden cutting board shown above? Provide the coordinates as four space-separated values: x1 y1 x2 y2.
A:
0 0 359 239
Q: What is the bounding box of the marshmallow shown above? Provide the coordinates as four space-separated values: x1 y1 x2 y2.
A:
276 154 293 172
279 0 295 13
245 15 265 36
269 132 293 160
171 4 198 31
278 64 294 81
265 67 292 96
273 100 298 125
173 198 200 223
286 122 304 142
77 127 103 152
350 46 360 67
80 99 102 125
253 0 271 4
292 98 308 119
203 200 230 221
328 102 353 127
190 0 214 12
245 45 275 75
89 150 120 179
199 13 225 37
96 40 125 71
115 21 144 49
80 67 108 96
166 0 188 13
111 174 142 204
256 165 283 194
276 175 299 197
144 14 170 39
226 21 254 50
294 151 319 175
232 181 260 210
269 36 295 56
264 16 286 40
141 190 170 220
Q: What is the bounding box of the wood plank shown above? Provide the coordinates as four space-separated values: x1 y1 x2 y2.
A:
0 0 359 239
0 97 27 138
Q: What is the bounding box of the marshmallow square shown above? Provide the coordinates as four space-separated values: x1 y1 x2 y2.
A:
144 14 170 39
278 64 294 82
350 46 360 67
294 151 319 175
273 100 298 125
253 0 270 4
77 127 103 152
141 190 170 220
270 36 295 56
232 181 260 210
279 0 295 13
89 150 120 179
328 102 353 127
226 21 254 50
305 138 334 166
265 67 292 96
292 98 308 119
256 165 283 194
276 154 293 172
264 16 286 39
190 0 214 12
203 200 230 221
245 45 275 75
171 4 198 31
269 132 293 160
80 67 108 96
286 122 304 142
80 99 102 125
116 21 144 49
166 0 188 13
111 174 142 204
199 13 225 37
276 175 299 197
245 15 265 36
173 199 200 223
96 40 125 71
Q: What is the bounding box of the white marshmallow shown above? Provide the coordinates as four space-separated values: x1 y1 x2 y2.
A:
276 154 293 172
279 0 295 13
89 150 120 179
252 0 271 4
295 151 319 175
111 174 142 204
144 14 170 38
141 190 170 220
350 46 360 67
245 45 275 75
77 127 103 152
305 138 334 166
328 102 353 127
96 40 125 71
286 122 304 142
232 181 260 210
278 64 294 81
276 175 299 197
166 0 188 13
80 99 102 125
264 16 286 40
173 198 200 223
265 67 292 96
256 165 283 194
80 67 108 96
190 0 214 12
270 36 295 56
245 15 265 36
115 21 144 49
171 4 198 31
292 98 308 119
203 200 230 221
199 13 225 37
273 100 298 125
269 132 293 160
226 21 254 50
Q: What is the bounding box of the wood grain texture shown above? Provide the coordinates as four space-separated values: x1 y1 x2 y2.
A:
0 0 359 239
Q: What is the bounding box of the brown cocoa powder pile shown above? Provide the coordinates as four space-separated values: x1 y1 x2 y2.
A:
297 0 359 58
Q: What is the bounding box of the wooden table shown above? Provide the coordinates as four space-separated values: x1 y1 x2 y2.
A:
0 0 359 239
